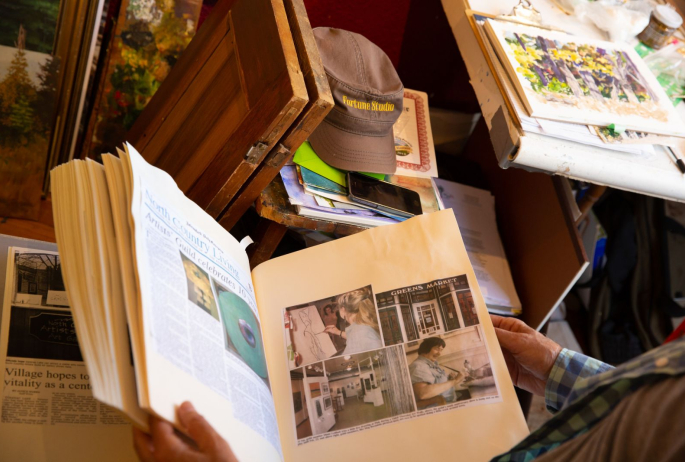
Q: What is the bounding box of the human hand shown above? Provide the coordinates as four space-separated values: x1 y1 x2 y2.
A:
133 402 238 462
448 371 462 382
490 315 562 396
323 326 341 336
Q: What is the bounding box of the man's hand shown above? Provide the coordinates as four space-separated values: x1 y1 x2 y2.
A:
133 402 238 462
491 315 562 396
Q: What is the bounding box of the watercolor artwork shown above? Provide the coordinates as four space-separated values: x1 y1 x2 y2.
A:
485 19 685 137
84 0 202 160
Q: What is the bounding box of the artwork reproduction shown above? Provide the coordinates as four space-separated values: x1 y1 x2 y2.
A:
309 382 321 398
179 252 219 320
592 126 676 146
485 19 685 137
215 280 269 383
286 305 338 367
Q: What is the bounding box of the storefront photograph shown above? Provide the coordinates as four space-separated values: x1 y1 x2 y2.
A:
375 275 479 346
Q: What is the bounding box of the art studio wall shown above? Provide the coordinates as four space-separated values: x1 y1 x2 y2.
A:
304 376 335 436
330 375 361 398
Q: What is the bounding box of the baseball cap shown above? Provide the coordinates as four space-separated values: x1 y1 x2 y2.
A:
309 28 403 175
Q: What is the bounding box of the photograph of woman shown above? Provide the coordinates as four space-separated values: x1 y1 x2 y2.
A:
284 286 384 370
322 303 347 351
323 288 383 355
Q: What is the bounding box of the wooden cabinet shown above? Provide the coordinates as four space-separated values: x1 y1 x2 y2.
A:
128 0 332 224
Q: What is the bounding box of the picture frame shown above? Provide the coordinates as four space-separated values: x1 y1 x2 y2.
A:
0 0 105 219
309 381 321 398
81 0 202 162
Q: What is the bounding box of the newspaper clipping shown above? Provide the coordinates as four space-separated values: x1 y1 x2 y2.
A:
139 184 280 453
0 248 128 426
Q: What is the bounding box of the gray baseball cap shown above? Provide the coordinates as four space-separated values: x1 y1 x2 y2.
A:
309 28 403 174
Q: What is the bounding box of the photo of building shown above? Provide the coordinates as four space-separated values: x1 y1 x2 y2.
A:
375 275 479 346
13 252 65 307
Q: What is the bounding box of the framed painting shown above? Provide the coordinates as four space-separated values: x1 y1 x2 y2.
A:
485 19 685 137
81 0 202 162
0 0 104 219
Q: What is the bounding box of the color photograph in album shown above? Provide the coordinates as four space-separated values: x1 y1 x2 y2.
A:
406 330 497 410
375 275 479 345
484 19 685 137
289 345 416 443
284 285 382 369
282 274 501 445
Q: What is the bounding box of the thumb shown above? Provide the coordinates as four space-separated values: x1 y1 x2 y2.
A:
178 402 221 452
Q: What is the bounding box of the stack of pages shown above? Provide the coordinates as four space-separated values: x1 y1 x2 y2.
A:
49 143 528 461
473 16 685 154
434 179 522 316
281 89 443 228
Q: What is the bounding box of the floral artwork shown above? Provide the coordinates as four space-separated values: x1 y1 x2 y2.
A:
84 0 201 160
486 20 685 137
0 2 60 219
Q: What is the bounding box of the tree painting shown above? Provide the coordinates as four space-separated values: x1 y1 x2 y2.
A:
0 23 60 219
0 1 60 54
85 0 202 160
505 32 668 122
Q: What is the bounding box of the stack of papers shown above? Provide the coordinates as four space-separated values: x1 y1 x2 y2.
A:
434 178 522 316
278 89 443 228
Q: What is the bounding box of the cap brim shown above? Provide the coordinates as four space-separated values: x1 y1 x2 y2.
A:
309 120 397 175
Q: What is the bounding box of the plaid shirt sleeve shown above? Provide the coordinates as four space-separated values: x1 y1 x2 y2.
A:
544 348 614 412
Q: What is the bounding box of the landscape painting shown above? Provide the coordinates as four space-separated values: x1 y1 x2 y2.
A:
0 2 61 219
83 0 202 161
486 19 685 137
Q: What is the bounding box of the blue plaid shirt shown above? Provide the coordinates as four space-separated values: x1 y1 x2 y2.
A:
492 338 685 461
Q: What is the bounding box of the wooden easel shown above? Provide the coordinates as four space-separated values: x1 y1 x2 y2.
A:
127 0 333 232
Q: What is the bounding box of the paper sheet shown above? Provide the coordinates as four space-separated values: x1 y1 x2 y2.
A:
253 210 528 462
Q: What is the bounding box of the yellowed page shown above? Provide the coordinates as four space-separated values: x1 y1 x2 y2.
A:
88 158 148 427
102 154 149 417
253 210 529 462
0 247 137 462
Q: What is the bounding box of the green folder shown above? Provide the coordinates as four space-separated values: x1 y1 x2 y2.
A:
293 141 384 187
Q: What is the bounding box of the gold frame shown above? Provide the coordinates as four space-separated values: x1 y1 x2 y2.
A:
42 0 106 194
